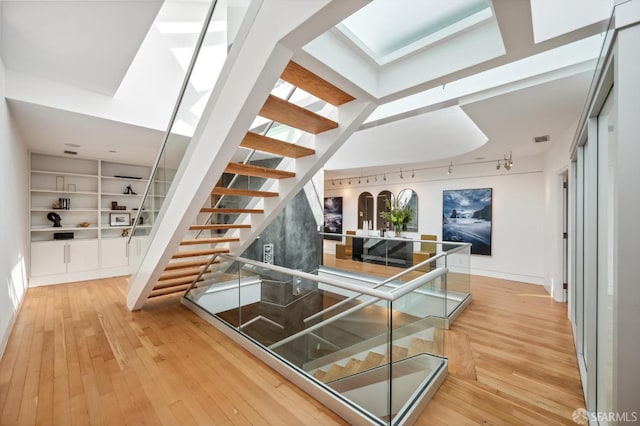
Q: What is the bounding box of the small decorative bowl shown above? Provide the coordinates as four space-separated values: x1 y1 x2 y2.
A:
78 222 90 228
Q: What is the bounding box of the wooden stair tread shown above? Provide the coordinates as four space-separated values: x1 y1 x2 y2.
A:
342 358 363 376
280 61 354 106
313 370 327 381
179 237 239 246
149 283 194 298
164 259 215 270
153 275 203 290
212 187 278 198
321 364 345 382
171 248 229 259
159 266 211 281
200 207 264 214
259 94 338 134
382 345 408 363
407 337 435 356
360 352 384 370
225 162 295 180
240 132 315 159
189 224 251 231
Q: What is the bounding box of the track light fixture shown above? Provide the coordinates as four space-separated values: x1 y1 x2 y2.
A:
327 153 514 186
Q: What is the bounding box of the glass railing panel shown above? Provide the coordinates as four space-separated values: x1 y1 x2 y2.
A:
389 271 447 423
322 233 471 319
443 244 471 316
129 0 255 262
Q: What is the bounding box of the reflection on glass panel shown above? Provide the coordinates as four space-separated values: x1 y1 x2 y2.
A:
376 190 394 230
358 192 374 230
397 188 418 232
596 88 615 415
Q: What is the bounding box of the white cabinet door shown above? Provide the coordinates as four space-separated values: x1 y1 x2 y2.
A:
67 239 99 273
31 241 67 276
101 238 128 268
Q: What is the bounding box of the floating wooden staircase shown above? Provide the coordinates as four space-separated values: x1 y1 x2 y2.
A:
148 60 355 299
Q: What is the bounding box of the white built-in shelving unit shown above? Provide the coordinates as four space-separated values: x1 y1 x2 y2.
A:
29 153 155 285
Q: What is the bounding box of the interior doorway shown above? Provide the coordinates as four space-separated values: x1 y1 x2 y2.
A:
562 171 568 303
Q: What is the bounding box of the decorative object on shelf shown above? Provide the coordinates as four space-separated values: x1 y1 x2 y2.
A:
323 197 343 240
52 201 61 209
56 176 64 191
110 212 131 227
78 222 90 228
443 188 492 255
67 184 76 192
47 212 62 227
380 197 413 236
53 232 74 240
111 201 127 210
57 197 70 210
121 228 129 237
123 185 137 195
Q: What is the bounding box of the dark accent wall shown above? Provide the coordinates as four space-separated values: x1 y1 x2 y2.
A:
241 189 321 273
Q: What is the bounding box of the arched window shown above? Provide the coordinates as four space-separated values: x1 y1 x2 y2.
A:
357 192 374 230
376 190 394 230
397 189 418 232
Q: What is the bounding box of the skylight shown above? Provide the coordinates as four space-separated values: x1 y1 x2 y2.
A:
337 0 493 65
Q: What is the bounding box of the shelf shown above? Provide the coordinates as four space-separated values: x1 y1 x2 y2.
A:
101 192 143 197
32 208 98 212
31 226 99 231
102 224 152 229
101 209 144 213
31 170 98 179
31 189 98 195
102 176 149 182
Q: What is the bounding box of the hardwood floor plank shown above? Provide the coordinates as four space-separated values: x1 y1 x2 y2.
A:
0 273 584 424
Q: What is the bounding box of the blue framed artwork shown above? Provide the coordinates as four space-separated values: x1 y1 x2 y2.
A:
443 188 492 255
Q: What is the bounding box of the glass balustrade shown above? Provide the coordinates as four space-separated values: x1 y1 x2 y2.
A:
128 0 256 269
183 249 458 424
321 233 471 323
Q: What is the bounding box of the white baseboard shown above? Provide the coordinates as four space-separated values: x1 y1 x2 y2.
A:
470 268 545 286
29 266 132 287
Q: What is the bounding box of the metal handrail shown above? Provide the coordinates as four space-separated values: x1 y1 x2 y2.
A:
268 266 447 350
303 251 446 324
129 0 220 244
318 232 471 247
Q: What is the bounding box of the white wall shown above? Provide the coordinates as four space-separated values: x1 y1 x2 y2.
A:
325 155 546 285
542 124 576 301
0 57 29 358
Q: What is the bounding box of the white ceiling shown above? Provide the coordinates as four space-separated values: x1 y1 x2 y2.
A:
0 1 162 95
325 106 488 171
0 0 611 178
9 100 165 166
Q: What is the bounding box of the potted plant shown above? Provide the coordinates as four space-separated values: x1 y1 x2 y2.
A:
380 198 413 237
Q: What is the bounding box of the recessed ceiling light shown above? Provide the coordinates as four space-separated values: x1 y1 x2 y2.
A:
474 157 485 160
533 135 550 143
108 150 117 153
65 143 81 148
63 150 78 155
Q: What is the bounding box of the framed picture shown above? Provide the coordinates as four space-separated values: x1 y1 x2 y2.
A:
323 197 343 240
110 212 131 227
442 188 492 255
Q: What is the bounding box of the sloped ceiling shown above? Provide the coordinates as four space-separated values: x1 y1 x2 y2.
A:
0 0 163 95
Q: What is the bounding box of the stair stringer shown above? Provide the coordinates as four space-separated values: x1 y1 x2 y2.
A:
127 0 369 311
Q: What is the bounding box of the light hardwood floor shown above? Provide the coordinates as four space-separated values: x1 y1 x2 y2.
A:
0 273 584 425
